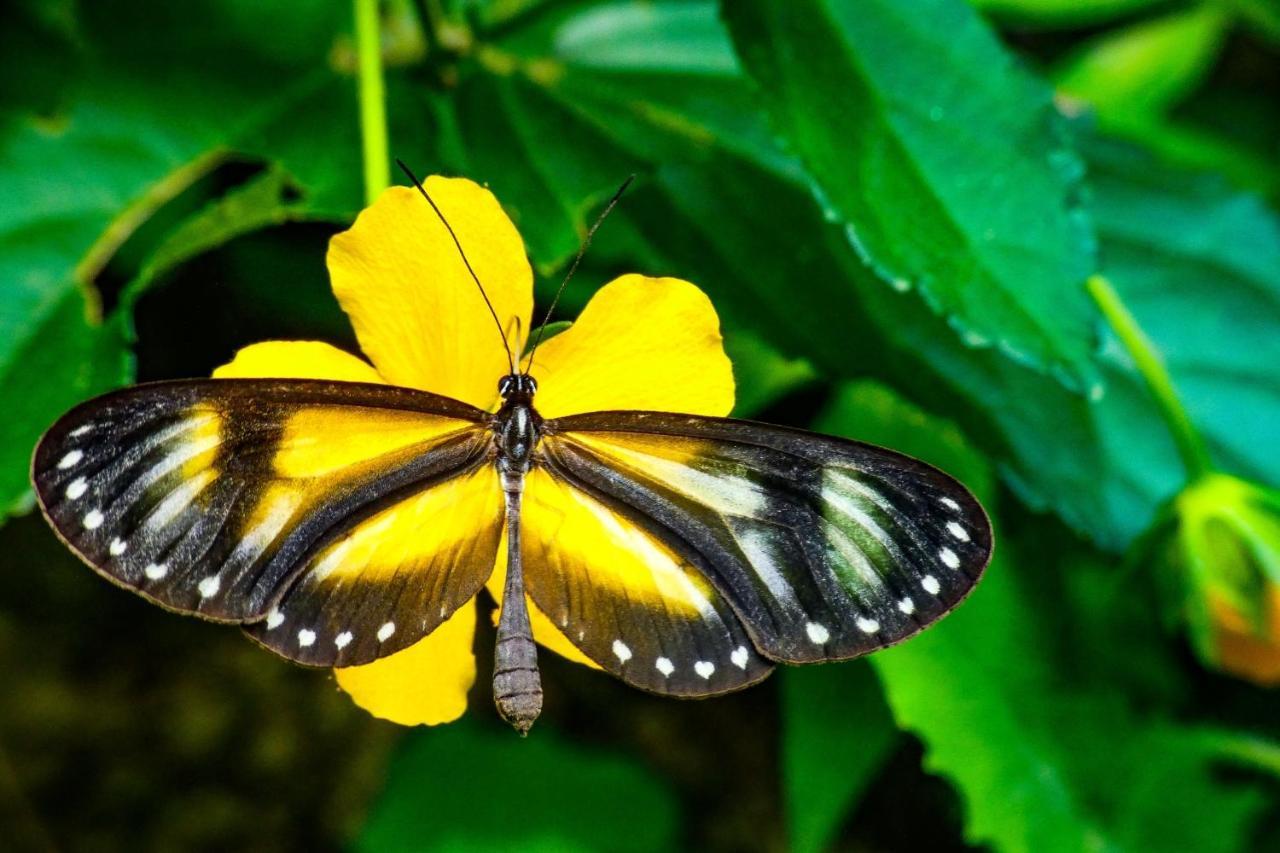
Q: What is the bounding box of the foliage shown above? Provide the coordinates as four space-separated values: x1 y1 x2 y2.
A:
1 0 1279 850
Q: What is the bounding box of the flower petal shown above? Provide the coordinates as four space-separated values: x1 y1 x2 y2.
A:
213 341 384 382
334 602 478 726
528 275 734 419
488 533 601 670
328 180 533 409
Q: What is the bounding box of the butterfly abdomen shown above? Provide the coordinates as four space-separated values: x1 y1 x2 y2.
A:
493 483 542 735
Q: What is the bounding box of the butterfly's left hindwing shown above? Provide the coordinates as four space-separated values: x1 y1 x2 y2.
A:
539 411 992 668
32 379 500 666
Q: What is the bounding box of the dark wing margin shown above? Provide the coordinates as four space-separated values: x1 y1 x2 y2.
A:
32 379 501 667
538 410 992 666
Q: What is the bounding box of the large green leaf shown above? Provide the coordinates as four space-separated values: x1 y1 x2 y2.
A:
815 382 1268 853
781 662 897 853
356 722 679 852
723 0 1100 390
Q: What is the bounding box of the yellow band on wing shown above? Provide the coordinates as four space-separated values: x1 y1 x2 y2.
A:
523 469 716 619
273 408 467 479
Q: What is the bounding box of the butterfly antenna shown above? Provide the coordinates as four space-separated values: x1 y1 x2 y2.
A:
396 159 516 374
523 174 635 376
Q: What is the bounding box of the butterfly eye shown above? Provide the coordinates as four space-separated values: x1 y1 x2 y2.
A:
498 375 537 399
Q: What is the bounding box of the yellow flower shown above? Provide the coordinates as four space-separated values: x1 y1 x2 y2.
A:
214 177 735 725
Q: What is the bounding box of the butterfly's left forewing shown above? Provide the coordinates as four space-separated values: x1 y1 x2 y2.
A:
32 379 501 667
538 411 991 671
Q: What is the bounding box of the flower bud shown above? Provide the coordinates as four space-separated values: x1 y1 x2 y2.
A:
1164 473 1280 684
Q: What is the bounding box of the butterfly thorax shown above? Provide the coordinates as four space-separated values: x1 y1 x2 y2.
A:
494 374 542 486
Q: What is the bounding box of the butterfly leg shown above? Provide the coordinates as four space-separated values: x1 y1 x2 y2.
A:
492 474 543 734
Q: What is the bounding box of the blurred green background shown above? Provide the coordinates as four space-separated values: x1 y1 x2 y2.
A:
3 0 1280 850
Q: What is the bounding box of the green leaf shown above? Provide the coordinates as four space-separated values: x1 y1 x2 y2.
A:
1086 137 1280 492
815 382 1268 853
356 722 679 853
723 0 1100 390
1053 5 1230 118
724 327 816 419
781 661 897 853
968 0 1169 28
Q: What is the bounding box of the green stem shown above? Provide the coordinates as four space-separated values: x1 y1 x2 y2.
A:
1209 731 1280 779
1087 274 1212 480
355 0 390 204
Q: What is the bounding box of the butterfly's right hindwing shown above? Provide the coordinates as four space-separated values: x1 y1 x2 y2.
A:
32 379 501 666
538 411 992 669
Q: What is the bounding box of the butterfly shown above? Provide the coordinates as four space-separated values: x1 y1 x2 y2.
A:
31 166 991 733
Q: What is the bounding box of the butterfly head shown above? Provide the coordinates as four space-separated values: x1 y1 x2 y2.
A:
498 373 538 403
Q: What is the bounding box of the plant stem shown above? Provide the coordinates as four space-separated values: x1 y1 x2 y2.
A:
1087 274 1212 480
355 0 390 204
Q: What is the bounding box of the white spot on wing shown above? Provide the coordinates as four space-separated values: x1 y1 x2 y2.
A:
612 640 632 663
946 521 970 542
806 622 830 644
58 450 83 469
69 425 92 437
856 617 880 634
377 622 396 642
197 575 220 598
144 562 168 580
66 477 88 500
108 538 127 556
83 509 104 530
266 608 285 629
655 657 674 676
334 631 353 649
694 661 715 679
922 575 941 595
731 646 749 669
940 547 960 570
297 629 316 647
898 597 915 615
940 497 961 511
